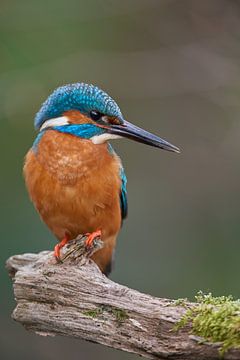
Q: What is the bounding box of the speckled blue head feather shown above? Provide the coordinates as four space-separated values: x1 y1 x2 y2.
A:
34 83 124 130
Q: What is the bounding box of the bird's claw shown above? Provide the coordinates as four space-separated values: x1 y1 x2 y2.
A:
54 234 70 262
55 231 103 264
84 229 102 249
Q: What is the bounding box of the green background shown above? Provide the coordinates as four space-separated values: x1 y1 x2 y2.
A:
1 0 240 359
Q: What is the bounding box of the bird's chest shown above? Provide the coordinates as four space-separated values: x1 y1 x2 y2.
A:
31 130 121 183
33 130 117 183
24 131 122 237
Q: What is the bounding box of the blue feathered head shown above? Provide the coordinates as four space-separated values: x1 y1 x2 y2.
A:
34 83 124 130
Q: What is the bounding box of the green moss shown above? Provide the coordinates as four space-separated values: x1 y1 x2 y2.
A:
99 305 129 324
175 291 240 355
173 298 188 307
111 307 129 323
83 305 128 324
83 308 103 318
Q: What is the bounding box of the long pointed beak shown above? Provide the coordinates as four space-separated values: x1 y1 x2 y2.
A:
107 120 180 153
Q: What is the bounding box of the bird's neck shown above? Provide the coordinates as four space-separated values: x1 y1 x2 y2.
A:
51 123 105 139
34 122 105 149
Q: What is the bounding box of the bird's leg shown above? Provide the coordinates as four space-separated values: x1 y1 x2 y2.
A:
59 233 104 263
53 230 102 263
85 229 102 248
54 233 70 261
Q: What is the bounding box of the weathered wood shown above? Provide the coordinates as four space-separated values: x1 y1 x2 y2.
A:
6 247 240 360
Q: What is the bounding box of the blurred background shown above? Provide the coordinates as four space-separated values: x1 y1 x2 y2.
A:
1 0 240 359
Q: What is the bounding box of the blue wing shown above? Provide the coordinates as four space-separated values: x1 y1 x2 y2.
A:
107 144 128 222
120 166 128 221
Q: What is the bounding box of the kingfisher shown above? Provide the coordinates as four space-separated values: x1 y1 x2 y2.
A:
24 83 180 275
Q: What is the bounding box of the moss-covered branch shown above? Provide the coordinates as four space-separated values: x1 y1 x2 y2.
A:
6 245 240 360
174 292 240 356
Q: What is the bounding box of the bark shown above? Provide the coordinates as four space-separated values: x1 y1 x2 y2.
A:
6 240 240 360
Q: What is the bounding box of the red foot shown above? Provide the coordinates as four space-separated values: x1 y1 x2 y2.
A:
85 229 102 248
54 233 70 261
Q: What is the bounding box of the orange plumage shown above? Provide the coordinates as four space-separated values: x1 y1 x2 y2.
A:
24 129 122 274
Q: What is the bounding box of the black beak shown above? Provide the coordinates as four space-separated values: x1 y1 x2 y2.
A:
108 120 180 153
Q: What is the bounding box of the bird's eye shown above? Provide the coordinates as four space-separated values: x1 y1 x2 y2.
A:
90 110 102 121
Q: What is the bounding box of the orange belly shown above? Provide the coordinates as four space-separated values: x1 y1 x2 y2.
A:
24 130 122 273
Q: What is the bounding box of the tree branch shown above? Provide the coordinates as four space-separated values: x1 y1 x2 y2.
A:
6 243 240 360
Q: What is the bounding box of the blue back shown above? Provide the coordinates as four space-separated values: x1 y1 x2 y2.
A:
108 144 128 222
120 167 128 221
35 83 124 129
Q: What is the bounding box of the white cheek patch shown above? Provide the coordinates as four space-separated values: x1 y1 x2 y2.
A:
91 133 122 144
40 116 69 131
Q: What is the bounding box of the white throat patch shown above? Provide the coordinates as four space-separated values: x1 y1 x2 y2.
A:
91 133 122 144
40 116 69 131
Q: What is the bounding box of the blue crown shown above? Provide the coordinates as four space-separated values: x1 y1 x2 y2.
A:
34 83 124 129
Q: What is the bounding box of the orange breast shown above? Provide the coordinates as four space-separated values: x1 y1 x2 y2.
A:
24 130 122 243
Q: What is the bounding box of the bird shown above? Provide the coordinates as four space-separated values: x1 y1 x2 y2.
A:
24 83 180 276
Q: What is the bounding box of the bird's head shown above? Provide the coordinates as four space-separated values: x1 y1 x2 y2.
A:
35 83 180 153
